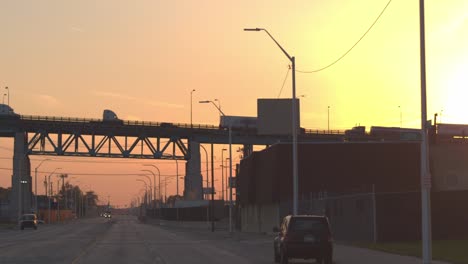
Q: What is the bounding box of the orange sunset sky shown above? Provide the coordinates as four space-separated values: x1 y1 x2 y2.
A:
1 0 468 207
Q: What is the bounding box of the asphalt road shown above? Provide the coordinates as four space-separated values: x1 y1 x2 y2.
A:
0 215 450 264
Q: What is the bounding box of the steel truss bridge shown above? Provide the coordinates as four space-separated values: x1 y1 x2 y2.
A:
0 115 345 159
0 114 344 220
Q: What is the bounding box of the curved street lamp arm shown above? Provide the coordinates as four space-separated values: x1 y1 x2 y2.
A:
244 28 292 62
262 29 292 61
36 158 51 170
209 101 226 116
199 100 226 116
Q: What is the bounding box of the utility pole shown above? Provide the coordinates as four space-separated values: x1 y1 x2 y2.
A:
419 1 432 263
59 174 68 209
211 143 215 232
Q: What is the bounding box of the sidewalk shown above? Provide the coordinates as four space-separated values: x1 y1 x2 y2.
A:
334 244 451 264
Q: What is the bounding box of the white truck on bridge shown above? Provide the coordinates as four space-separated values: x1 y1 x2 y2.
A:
219 116 257 130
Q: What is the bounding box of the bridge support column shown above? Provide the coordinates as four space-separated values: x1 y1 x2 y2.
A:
184 141 203 200
10 132 32 221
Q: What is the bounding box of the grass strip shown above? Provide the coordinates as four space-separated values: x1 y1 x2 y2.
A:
358 240 468 264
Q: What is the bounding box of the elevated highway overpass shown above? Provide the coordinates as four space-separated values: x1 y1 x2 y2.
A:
0 114 345 220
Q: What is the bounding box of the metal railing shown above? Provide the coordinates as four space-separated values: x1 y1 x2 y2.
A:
19 115 220 130
19 115 345 136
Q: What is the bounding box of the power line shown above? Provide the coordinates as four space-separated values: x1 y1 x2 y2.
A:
297 0 392 73
0 156 239 165
0 160 240 175
277 65 291 98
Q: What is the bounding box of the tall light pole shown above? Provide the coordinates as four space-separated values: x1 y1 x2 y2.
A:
175 159 179 196
47 167 61 224
142 165 161 205
419 1 432 263
2 94 6 104
199 100 233 232
191 89 196 128
5 86 9 106
214 99 221 117
136 179 149 206
328 106 330 133
34 159 50 214
244 27 299 215
210 143 215 231
221 148 227 201
59 174 68 210
138 173 153 207
398 106 402 127
161 178 172 204
225 157 230 200
71 179 80 216
199 145 209 199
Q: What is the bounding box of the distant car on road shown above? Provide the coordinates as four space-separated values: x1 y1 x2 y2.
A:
19 213 38 230
273 215 333 264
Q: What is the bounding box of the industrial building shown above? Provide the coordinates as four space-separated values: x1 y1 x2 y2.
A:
237 139 468 242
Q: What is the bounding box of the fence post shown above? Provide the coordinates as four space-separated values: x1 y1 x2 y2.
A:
372 184 378 243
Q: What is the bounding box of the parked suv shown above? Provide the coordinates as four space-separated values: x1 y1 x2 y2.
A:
19 213 38 230
273 215 333 264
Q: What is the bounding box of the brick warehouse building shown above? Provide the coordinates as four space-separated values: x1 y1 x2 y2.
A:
237 142 468 242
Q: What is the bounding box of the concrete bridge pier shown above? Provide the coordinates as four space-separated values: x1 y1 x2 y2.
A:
10 132 32 221
184 140 203 201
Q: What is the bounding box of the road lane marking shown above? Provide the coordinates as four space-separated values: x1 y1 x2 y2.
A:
71 220 114 264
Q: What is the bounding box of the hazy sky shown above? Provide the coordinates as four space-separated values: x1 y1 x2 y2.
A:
1 0 467 206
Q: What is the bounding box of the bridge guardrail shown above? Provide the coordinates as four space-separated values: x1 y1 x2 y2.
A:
19 115 220 130
19 115 344 135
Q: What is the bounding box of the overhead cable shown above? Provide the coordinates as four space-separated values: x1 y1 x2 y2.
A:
297 0 392 73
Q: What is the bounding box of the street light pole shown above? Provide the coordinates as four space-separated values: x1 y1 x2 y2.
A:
244 27 299 215
136 179 149 206
175 159 179 196
226 157 230 201
228 128 233 232
199 100 233 232
191 89 196 128
199 145 209 199
143 165 161 206
399 106 402 127
214 99 221 117
210 143 215 232
138 173 153 207
419 1 432 263
328 106 330 133
35 159 50 214
47 167 61 224
5 86 9 106
221 149 226 201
